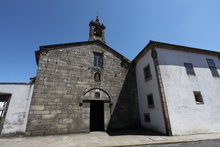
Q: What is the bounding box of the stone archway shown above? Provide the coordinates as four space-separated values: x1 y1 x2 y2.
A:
80 87 112 104
79 88 112 131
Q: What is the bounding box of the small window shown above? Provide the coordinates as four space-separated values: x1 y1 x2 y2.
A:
143 65 152 82
93 52 103 68
144 113 151 122
184 63 196 75
193 91 204 104
147 94 154 108
0 94 11 132
207 59 219 77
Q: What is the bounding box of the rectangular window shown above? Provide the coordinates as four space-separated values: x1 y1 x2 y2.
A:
144 113 151 122
0 94 11 132
193 91 204 104
184 63 196 75
143 65 152 82
207 59 219 77
93 52 103 68
147 94 154 108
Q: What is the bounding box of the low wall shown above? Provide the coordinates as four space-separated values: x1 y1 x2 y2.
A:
0 83 34 136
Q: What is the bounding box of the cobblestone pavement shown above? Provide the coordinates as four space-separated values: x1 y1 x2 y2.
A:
1 130 220 147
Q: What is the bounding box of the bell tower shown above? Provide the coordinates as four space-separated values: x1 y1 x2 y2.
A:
89 16 106 43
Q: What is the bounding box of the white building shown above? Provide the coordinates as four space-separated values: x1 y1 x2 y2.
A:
0 83 34 136
134 41 220 135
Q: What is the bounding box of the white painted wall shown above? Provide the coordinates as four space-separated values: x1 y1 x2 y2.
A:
157 47 220 135
135 50 166 134
0 83 34 135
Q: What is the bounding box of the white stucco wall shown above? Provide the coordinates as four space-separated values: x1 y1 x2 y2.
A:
0 83 34 135
157 47 220 135
135 50 166 134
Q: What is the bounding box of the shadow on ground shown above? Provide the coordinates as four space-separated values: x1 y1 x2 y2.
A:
107 129 164 136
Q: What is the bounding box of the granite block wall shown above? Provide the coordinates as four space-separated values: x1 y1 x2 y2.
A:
26 42 140 136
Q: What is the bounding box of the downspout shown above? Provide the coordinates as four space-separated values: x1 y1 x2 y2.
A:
151 47 172 136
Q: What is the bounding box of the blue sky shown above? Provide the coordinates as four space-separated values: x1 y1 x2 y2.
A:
1 0 220 82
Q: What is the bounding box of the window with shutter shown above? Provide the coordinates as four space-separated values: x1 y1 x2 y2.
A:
207 59 219 77
184 63 196 75
93 52 103 68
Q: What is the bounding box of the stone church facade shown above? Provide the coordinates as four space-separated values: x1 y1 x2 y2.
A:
26 18 139 136
0 18 220 136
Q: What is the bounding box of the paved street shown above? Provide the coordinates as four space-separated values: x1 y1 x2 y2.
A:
144 140 220 147
1 130 220 147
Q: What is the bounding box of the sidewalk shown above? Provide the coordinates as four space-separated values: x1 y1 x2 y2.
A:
1 130 220 147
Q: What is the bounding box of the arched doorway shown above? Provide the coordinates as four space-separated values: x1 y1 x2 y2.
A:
80 87 112 132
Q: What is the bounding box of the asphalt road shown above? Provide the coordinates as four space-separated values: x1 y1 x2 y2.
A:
142 139 220 147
